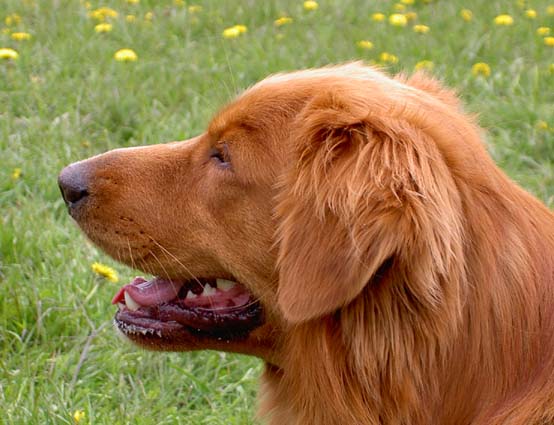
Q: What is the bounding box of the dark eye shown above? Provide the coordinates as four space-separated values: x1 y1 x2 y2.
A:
209 143 231 169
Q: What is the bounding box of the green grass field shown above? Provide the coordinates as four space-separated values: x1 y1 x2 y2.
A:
1 0 553 423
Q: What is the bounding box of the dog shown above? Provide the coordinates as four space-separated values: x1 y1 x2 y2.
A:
59 63 554 424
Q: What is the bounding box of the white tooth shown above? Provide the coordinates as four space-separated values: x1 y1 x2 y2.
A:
186 291 198 300
124 291 142 311
203 285 217 296
216 279 236 292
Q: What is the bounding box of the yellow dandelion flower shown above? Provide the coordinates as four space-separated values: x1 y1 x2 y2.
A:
535 120 549 130
537 27 551 36
516 0 526 9
174 0 185 6
525 9 537 18
114 48 138 62
545 36 554 46
460 9 473 21
82 140 91 148
401 0 414 4
371 13 386 22
126 15 136 23
547 6 554 16
303 1 319 11
274 16 293 26
84 2 91 9
11 168 22 180
379 52 399 64
404 12 417 22
144 11 154 21
11 32 31 41
0 47 19 60
494 14 514 26
356 40 374 50
222 25 247 38
389 13 407 27
94 23 112 33
471 62 491 77
126 0 139 4
102 8 118 18
234 25 247 34
188 5 202 13
73 409 86 424
91 262 119 283
88 7 118 21
549 63 554 73
222 27 240 38
5 14 22 26
413 24 430 34
393 3 406 12
415 60 434 71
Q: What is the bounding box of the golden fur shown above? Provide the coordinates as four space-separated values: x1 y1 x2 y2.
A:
61 64 554 424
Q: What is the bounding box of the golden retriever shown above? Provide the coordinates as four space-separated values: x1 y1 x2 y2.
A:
59 63 554 424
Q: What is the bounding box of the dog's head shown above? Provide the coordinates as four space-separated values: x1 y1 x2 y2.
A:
59 63 484 365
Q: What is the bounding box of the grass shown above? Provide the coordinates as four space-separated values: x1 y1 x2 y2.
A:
1 0 553 423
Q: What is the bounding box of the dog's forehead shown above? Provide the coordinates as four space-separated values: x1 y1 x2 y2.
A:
251 63 406 91
216 64 418 132
208 81 311 139
207 63 421 148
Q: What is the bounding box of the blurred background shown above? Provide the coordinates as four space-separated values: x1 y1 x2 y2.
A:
1 0 553 423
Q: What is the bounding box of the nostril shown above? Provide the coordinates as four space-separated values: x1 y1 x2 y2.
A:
61 186 89 204
58 163 91 207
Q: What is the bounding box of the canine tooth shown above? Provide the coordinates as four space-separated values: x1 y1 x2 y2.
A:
186 291 198 300
203 285 217 296
124 291 142 311
216 279 236 291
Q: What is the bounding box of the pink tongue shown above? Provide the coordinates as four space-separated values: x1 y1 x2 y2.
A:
111 277 184 307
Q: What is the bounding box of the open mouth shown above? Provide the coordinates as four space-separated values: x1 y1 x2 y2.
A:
112 276 264 340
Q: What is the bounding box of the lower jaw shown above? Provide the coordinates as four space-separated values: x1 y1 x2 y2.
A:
114 300 264 342
113 313 224 352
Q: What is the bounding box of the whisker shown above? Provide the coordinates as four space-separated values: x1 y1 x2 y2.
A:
146 235 204 288
152 239 237 311
140 255 155 280
149 238 219 309
147 249 178 306
139 233 276 311
144 235 214 308
126 237 137 272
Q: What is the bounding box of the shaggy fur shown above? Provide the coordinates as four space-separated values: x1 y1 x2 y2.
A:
60 64 554 424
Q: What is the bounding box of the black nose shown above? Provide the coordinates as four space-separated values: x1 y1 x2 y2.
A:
58 162 90 207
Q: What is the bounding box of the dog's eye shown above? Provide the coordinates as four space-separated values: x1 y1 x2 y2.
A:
209 144 231 169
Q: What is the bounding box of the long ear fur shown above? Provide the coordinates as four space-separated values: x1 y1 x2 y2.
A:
276 85 465 323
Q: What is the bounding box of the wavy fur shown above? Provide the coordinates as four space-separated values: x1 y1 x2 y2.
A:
269 66 554 424
66 63 554 424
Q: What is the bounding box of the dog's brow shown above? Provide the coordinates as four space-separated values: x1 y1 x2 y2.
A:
208 120 251 143
207 115 231 138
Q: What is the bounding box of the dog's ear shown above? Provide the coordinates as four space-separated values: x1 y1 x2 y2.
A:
276 87 463 323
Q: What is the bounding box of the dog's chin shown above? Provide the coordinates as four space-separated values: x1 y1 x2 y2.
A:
112 276 265 351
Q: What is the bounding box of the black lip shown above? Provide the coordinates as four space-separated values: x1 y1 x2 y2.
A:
114 300 264 340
